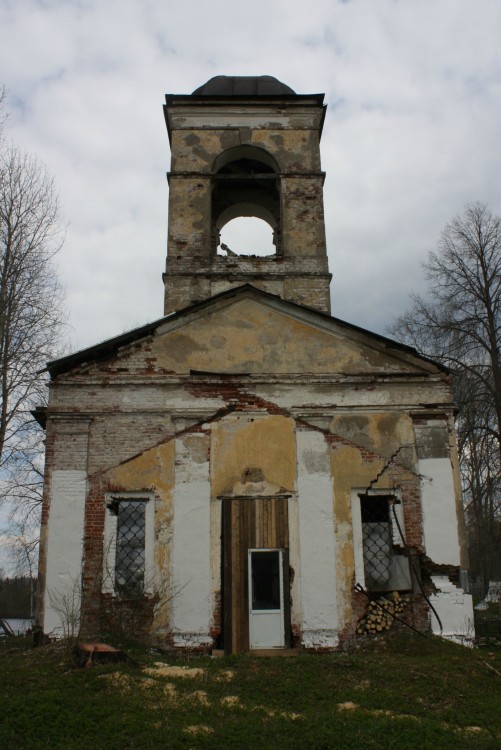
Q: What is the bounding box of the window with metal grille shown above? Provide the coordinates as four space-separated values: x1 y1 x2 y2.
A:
103 495 153 598
359 494 412 592
115 500 146 597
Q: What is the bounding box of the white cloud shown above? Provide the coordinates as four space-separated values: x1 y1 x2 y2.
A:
0 0 499 348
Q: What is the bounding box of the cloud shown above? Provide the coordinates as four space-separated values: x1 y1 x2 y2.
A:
0 0 499 350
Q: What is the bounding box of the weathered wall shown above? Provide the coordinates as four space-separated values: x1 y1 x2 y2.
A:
107 442 175 636
210 414 296 498
164 100 331 314
171 433 212 648
296 428 338 648
38 418 89 636
38 292 472 648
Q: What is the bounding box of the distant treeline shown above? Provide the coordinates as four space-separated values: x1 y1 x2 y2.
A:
0 576 35 618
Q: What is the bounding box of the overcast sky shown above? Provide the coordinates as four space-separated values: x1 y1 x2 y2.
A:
1 0 500 356
0 0 500 575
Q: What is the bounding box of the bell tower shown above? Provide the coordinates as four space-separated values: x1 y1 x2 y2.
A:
163 76 332 314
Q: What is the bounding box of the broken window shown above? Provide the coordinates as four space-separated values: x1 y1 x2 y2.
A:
354 494 412 592
103 494 154 597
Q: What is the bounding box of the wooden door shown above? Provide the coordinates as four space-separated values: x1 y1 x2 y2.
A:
222 496 290 654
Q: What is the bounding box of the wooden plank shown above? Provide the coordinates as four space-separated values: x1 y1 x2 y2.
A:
282 548 292 648
232 499 241 652
240 499 250 652
258 498 264 547
222 499 232 655
256 497 262 548
276 497 283 547
263 498 273 547
271 498 277 547
281 497 289 548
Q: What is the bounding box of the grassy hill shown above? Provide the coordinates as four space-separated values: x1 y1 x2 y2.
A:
1 632 501 749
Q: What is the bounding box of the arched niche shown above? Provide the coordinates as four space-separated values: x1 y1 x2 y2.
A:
217 202 277 230
212 144 279 174
211 146 281 257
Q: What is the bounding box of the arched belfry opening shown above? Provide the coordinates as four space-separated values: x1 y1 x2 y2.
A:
163 75 332 314
218 218 275 257
212 145 281 257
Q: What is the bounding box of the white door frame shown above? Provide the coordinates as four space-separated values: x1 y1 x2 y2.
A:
248 548 285 649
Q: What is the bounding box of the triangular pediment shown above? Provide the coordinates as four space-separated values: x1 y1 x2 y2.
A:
153 294 437 375
48 286 444 378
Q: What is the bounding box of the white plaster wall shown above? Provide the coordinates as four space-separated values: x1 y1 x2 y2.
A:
429 576 475 644
255 381 451 411
171 434 212 648
43 470 87 636
419 458 461 566
296 429 338 648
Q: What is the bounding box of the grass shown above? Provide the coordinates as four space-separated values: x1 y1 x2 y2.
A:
1 633 501 749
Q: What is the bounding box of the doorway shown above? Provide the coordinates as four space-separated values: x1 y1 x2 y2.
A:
221 496 290 653
248 549 285 649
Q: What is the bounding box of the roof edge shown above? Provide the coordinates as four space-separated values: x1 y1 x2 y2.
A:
46 284 449 378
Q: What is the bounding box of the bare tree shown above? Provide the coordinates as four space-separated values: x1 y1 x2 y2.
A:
388 203 501 593
455 369 501 589
8 515 39 618
0 87 6 138
0 124 66 518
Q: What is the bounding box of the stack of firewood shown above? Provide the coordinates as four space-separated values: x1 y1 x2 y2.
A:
356 592 406 635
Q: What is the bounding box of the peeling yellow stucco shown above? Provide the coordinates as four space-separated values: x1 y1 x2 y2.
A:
210 414 296 498
331 412 417 466
108 441 175 632
154 300 422 375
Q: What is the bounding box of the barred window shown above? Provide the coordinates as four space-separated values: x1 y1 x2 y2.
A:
361 495 392 590
115 500 147 596
103 494 154 597
354 493 412 593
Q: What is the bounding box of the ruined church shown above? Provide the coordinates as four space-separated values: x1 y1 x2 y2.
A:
36 76 473 652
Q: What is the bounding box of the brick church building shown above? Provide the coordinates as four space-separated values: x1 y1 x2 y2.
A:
36 77 473 652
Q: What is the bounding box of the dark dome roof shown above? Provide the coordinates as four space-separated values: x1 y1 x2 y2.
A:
192 76 296 96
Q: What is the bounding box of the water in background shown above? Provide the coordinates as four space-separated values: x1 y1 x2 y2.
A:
1 618 33 635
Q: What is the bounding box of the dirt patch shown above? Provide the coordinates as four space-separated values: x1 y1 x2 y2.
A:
163 683 177 700
144 663 205 679
354 679 371 691
221 695 241 707
100 672 134 691
191 690 210 705
257 706 302 720
184 725 214 736
213 669 234 682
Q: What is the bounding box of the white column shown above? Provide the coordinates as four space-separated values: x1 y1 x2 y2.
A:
171 433 212 648
296 429 338 648
43 470 87 636
419 457 460 566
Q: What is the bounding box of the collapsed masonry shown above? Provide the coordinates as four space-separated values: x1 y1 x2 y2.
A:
36 76 474 652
